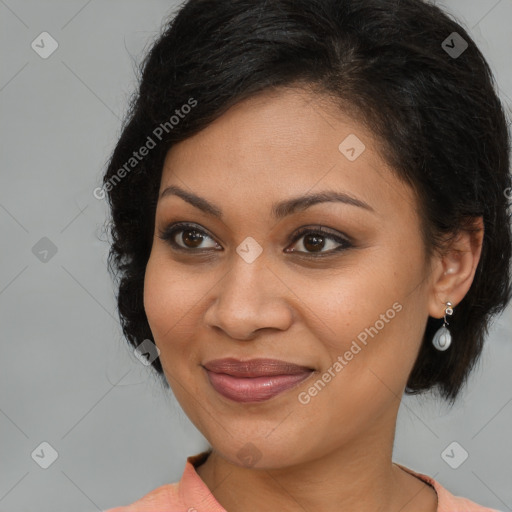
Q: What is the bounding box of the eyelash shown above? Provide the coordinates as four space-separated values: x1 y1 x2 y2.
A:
157 222 353 257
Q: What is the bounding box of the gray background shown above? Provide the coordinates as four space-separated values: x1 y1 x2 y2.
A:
1 1 511 511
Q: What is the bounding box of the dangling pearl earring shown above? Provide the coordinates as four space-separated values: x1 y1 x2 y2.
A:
432 302 454 351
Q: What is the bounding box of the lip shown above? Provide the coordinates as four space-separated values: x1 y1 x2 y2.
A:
202 358 315 402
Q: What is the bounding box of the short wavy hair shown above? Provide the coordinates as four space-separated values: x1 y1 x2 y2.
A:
102 0 512 403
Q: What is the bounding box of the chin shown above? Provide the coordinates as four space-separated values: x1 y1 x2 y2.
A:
208 432 314 471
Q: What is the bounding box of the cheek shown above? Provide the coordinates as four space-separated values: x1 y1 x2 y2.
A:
303 253 416 347
143 253 201 352
143 254 173 334
311 246 428 384
142 255 200 400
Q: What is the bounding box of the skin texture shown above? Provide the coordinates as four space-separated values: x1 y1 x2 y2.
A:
143 87 484 512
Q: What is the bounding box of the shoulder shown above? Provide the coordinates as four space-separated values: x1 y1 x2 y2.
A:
103 483 179 512
396 463 501 512
438 487 502 512
103 451 217 512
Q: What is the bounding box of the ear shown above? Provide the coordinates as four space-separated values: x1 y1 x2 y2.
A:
427 217 484 319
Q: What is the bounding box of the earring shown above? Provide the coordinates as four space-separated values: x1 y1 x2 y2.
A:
432 302 454 351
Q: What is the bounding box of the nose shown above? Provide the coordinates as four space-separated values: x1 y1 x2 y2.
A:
203 250 294 341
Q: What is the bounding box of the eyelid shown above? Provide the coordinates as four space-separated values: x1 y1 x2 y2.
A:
289 224 352 245
158 221 352 255
157 222 221 251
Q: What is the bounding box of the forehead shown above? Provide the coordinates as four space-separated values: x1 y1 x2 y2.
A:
159 87 417 224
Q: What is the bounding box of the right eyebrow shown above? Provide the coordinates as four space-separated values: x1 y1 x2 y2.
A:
159 185 376 220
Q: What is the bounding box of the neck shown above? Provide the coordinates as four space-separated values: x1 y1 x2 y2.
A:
195 423 437 512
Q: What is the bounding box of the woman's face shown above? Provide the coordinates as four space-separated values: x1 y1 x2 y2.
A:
144 87 436 469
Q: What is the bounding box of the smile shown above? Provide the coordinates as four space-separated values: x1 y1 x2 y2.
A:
202 358 315 402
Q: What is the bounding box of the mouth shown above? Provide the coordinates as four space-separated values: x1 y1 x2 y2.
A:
202 358 315 403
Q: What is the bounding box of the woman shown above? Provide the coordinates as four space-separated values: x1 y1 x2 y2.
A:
102 0 511 510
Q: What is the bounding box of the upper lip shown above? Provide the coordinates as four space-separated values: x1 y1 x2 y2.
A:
202 358 314 377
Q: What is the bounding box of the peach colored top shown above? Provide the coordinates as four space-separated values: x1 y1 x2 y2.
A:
104 451 500 512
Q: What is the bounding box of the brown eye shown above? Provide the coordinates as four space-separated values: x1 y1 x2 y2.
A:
180 228 206 248
158 222 352 257
158 223 220 251
286 226 352 256
302 233 327 252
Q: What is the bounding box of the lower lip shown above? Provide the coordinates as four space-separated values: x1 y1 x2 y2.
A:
205 369 314 402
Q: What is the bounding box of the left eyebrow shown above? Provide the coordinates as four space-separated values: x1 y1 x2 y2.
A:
159 185 376 220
